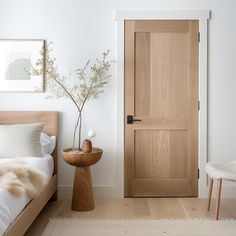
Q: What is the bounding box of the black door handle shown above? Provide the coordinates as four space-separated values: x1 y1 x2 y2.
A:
127 115 142 124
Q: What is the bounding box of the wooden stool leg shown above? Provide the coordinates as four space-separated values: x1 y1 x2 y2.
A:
215 179 222 220
207 178 214 211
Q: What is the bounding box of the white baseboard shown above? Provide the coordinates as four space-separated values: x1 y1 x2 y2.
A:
58 185 120 199
58 186 72 199
199 181 236 199
58 184 236 200
212 185 236 199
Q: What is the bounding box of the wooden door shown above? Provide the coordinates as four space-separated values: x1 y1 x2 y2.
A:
124 20 199 197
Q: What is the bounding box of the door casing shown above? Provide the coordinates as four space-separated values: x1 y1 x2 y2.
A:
114 10 210 198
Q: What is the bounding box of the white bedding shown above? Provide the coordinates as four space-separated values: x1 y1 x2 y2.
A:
0 154 54 236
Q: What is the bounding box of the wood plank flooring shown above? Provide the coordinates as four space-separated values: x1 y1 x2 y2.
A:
25 198 236 236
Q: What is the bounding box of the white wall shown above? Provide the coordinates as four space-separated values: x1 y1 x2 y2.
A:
0 0 236 198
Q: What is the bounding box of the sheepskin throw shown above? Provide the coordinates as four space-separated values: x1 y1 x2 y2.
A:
0 161 47 198
205 161 236 180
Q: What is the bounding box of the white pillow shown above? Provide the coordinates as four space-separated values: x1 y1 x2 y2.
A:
40 132 56 155
0 122 44 158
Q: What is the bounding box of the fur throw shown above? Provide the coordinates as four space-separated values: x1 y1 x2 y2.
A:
0 160 47 198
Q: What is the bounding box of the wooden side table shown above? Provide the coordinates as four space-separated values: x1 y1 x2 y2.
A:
62 147 103 211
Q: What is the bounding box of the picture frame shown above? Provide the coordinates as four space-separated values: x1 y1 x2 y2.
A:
0 39 45 92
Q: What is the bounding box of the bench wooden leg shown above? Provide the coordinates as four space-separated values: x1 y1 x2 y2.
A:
207 178 214 211
215 179 222 220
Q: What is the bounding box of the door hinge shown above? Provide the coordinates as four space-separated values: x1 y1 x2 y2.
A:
198 100 200 111
198 169 200 179
198 32 200 43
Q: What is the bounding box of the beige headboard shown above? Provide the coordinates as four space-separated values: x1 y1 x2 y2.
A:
0 111 58 174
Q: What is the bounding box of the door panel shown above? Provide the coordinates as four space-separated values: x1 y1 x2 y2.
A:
135 32 188 118
134 130 188 179
150 33 188 118
125 20 199 197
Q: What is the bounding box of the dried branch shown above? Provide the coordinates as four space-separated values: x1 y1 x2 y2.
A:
32 42 114 150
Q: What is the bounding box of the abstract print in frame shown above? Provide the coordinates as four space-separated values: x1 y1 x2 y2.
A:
0 39 45 92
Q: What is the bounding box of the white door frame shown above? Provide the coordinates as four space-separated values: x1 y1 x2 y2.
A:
114 10 210 198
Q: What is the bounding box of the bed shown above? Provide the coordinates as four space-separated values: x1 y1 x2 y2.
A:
0 111 58 236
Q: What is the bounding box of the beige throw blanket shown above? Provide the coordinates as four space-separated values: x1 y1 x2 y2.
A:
0 161 47 198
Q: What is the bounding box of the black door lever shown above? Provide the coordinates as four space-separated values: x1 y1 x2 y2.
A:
127 115 142 124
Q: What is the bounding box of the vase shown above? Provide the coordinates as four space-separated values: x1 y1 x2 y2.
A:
82 139 92 153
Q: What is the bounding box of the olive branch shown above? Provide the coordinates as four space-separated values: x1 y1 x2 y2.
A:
32 42 114 151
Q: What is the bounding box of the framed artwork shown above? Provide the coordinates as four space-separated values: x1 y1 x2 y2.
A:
0 39 45 92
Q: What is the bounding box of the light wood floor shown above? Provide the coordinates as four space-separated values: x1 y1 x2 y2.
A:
25 198 236 236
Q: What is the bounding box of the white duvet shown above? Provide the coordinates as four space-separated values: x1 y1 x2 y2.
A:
0 155 54 236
